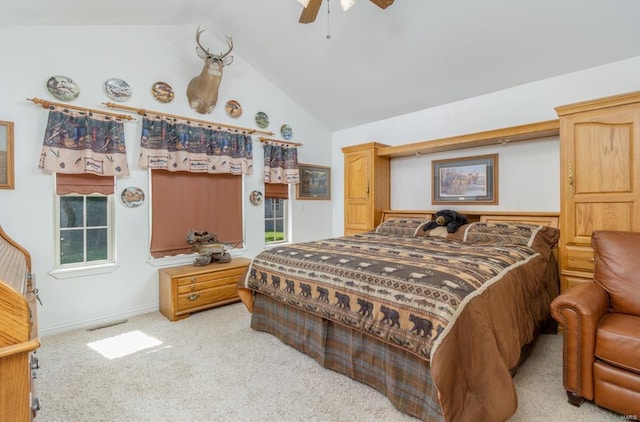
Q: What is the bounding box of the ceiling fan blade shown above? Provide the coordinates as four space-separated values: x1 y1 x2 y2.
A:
369 0 394 9
299 0 323 23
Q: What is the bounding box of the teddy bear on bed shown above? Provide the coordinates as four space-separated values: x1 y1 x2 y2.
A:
422 209 468 233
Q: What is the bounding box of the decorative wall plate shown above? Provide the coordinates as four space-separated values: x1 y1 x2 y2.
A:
255 111 269 128
225 100 242 118
249 190 264 205
46 75 80 101
105 78 132 102
151 81 174 103
121 186 145 207
280 124 293 140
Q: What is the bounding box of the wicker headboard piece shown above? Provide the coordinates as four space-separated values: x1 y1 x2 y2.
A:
0 226 31 294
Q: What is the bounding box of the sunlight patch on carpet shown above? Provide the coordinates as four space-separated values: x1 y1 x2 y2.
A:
87 330 163 359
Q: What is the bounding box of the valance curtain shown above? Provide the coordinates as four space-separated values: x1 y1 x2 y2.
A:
138 116 253 175
38 106 129 176
263 142 299 184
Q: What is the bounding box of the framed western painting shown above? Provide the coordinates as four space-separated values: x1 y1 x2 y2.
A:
296 163 331 200
432 154 498 205
0 120 14 189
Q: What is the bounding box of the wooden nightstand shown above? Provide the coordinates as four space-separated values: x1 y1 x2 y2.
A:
158 257 250 321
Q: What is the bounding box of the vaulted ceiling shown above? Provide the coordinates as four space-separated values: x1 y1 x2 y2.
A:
2 1 640 130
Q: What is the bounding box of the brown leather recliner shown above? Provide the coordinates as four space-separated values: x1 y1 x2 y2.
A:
550 230 640 416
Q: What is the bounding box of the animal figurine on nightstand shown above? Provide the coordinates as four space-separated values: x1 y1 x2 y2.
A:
422 209 468 233
186 230 231 266
193 250 231 266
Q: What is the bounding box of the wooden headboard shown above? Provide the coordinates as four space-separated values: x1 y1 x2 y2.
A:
380 210 559 228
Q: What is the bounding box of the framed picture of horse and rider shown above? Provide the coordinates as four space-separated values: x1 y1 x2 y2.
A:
432 154 498 205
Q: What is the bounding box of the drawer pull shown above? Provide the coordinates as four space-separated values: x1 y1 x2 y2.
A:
188 293 201 301
190 277 196 283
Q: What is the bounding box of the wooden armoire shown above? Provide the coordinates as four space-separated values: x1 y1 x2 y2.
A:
341 142 390 235
555 91 640 292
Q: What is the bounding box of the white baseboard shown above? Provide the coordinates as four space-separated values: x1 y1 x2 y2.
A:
40 304 159 336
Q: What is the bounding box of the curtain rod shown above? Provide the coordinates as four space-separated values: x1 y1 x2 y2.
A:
102 102 275 136
259 136 303 147
27 98 136 121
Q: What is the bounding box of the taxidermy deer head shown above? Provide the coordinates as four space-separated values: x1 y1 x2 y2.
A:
187 27 234 114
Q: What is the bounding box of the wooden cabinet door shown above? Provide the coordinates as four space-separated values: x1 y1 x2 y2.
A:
342 143 390 235
344 149 373 234
560 104 640 245
557 94 640 291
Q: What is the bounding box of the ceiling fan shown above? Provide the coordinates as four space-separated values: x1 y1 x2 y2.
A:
297 0 395 24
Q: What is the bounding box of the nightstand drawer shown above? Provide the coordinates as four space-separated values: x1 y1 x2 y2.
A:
175 267 246 287
176 283 238 313
177 274 242 294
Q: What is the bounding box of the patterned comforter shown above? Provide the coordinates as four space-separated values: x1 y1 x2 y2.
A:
239 226 559 421
243 232 538 362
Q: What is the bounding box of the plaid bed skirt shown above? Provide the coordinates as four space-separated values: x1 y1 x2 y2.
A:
251 293 444 421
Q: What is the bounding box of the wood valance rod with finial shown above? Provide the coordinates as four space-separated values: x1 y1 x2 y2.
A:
27 98 135 120
258 136 303 147
102 102 275 136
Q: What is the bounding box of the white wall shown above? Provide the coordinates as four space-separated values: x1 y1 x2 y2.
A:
2 23 639 335
330 56 640 237
0 25 333 334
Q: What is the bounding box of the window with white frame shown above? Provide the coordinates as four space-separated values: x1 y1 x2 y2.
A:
56 194 114 266
264 183 290 244
54 174 115 268
264 197 288 244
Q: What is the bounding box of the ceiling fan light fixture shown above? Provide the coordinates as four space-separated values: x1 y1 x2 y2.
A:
297 0 311 7
340 0 356 11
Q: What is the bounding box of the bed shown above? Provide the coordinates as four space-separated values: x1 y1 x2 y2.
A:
237 210 560 421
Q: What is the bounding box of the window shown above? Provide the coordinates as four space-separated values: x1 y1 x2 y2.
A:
265 197 288 243
54 174 116 271
150 170 243 258
57 195 113 266
264 183 290 244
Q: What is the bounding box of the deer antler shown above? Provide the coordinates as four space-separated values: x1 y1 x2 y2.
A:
220 36 234 59
195 27 210 55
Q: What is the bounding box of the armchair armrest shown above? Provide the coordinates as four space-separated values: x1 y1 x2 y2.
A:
550 282 609 401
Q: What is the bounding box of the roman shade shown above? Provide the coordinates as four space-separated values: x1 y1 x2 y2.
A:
149 170 243 258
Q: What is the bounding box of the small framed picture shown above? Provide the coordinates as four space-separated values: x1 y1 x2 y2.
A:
296 163 331 200
0 121 14 189
432 154 498 205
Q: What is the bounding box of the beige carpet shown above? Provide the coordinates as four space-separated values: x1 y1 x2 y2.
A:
36 303 621 422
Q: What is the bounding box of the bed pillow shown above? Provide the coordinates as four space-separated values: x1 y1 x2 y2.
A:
416 223 470 239
462 222 560 259
375 218 428 237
